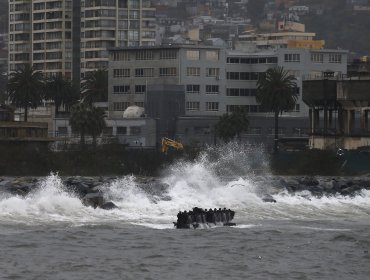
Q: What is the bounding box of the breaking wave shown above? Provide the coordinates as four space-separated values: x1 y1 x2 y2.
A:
0 143 370 227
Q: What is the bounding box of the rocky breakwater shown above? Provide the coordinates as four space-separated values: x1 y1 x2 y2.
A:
254 175 370 200
0 176 120 210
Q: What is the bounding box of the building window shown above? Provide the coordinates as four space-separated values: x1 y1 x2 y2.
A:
267 57 278 63
226 72 260 80
186 102 200 111
113 103 130 111
159 67 177 76
135 68 154 77
186 50 200 60
186 84 200 93
226 88 250 96
135 50 153 60
117 126 127 134
205 85 219 94
113 51 130 61
311 53 323 63
227 57 240 64
329 54 341 63
206 68 220 77
186 67 200 76
206 102 219 111
135 85 146 94
113 85 131 94
113 69 130 78
160 49 177 59
250 72 259 80
227 72 241 80
284 53 300 62
205 50 219 61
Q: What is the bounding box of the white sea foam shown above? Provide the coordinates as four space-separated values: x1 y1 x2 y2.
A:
0 144 370 227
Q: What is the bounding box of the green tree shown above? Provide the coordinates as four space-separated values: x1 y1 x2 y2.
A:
256 66 297 153
70 103 106 148
70 103 90 148
88 106 106 147
45 75 78 114
215 109 249 142
7 64 45 122
81 69 108 105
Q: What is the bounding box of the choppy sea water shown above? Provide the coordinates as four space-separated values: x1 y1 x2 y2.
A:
1 144 370 280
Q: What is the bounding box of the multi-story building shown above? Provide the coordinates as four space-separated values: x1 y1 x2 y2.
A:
80 0 156 75
8 0 157 79
107 44 347 146
8 0 74 78
238 31 325 50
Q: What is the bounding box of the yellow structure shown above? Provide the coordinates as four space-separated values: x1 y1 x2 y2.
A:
161 137 183 153
288 39 325 49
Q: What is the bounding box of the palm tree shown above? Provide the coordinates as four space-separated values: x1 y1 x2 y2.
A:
215 108 249 142
45 75 77 114
256 66 297 153
7 64 45 122
87 106 106 147
69 103 90 148
70 103 106 148
81 69 108 105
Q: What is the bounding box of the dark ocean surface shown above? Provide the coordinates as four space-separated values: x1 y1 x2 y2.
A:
1 145 370 279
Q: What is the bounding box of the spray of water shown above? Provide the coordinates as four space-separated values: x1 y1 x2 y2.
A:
0 143 369 227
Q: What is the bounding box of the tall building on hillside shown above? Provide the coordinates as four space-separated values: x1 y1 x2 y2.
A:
8 0 74 79
8 0 157 80
80 0 156 75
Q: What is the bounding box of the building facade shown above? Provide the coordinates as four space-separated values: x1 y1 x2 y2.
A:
80 0 156 75
8 0 157 79
107 44 348 145
238 31 325 50
303 75 370 150
8 0 74 78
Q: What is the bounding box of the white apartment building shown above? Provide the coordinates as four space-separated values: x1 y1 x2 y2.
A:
107 44 348 144
8 0 157 79
108 45 347 117
80 0 156 75
8 0 73 78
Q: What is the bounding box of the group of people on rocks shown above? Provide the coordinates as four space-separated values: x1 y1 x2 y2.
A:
175 207 235 229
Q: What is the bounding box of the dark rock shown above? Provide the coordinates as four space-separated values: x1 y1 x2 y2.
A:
299 176 319 186
331 180 341 192
66 182 91 197
262 195 277 203
340 185 362 196
14 189 27 196
16 184 32 194
82 193 104 208
100 202 118 210
0 180 12 190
